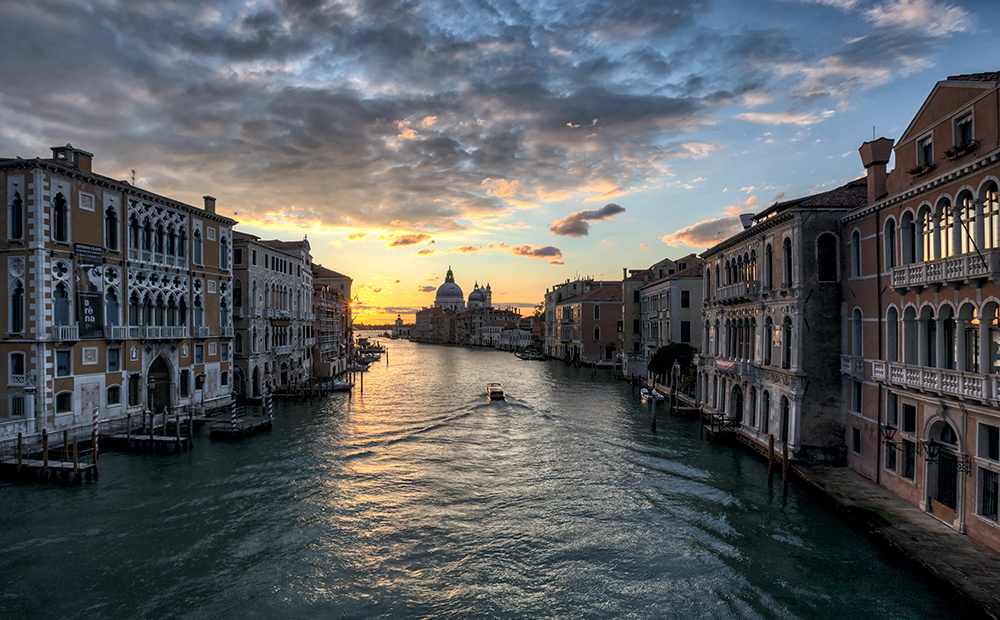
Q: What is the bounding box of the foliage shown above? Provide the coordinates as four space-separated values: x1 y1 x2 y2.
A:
533 302 545 323
648 342 698 379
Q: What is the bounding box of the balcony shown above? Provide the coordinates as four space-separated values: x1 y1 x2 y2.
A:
714 280 760 305
234 307 244 319
872 360 1000 403
267 309 276 319
222 326 234 338
840 355 865 377
105 325 129 340
275 345 292 356
253 308 262 318
891 249 1000 292
304 338 316 347
279 310 291 319
53 325 79 341
194 326 211 339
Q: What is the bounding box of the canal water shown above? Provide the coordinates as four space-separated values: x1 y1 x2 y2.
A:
0 337 969 619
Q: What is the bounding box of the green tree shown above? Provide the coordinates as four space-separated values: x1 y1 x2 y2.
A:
533 302 545 323
647 343 698 382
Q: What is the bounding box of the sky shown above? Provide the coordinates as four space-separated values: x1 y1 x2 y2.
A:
2 0 998 324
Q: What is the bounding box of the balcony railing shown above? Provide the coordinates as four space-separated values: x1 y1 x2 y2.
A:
304 338 316 347
53 325 79 341
872 360 1000 403
714 280 760 304
253 308 262 318
105 325 129 340
891 249 1000 291
222 326 234 338
275 345 292 356
840 355 864 377
194 326 211 339
234 307 244 318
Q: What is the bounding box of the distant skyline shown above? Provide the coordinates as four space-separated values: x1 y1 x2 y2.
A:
2 0 997 323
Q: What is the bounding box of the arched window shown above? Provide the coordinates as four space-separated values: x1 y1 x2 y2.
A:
9 352 25 384
782 316 792 369
167 295 178 327
780 396 790 443
53 284 70 326
958 192 975 255
221 299 229 326
762 244 772 289
593 304 600 321
984 183 999 250
852 308 863 356
886 307 899 363
220 236 229 269
129 214 140 249
178 228 187 258
9 191 23 240
903 306 918 365
939 199 954 259
922 306 937 367
851 230 861 277
920 208 934 261
155 295 165 326
142 217 152 251
251 281 258 308
167 225 176 255
105 207 118 250
193 229 203 265
155 223 165 254
942 305 956 370
749 386 758 429
105 289 119 327
987 304 1000 374
179 298 188 326
960 303 979 373
11 280 24 333
142 294 153 326
53 193 68 242
884 218 897 270
234 280 243 308
236 332 243 354
194 295 203 326
818 233 837 281
594 326 600 341
129 292 141 326
107 385 121 406
900 212 916 264
782 238 792 286
252 326 258 353
763 316 773 366
761 390 771 435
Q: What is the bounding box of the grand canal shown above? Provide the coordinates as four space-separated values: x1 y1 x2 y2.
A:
1 337 970 619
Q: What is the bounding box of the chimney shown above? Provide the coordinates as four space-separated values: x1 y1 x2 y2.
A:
858 137 894 204
203 195 216 213
49 143 93 172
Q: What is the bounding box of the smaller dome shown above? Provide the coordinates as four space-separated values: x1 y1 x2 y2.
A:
468 289 485 302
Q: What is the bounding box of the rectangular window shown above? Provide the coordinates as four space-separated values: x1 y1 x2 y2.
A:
221 343 229 362
195 344 204 364
851 380 862 413
128 373 141 406
851 426 862 455
956 113 973 146
885 442 897 472
633 319 640 334
195 373 205 391
107 385 121 405
918 135 933 166
180 369 190 397
681 290 690 308
56 350 71 377
979 423 1000 462
234 248 243 265
680 321 691 343
108 348 120 372
886 392 898 427
251 249 257 266
221 371 228 386
902 439 916 480
980 468 999 522
902 403 917 434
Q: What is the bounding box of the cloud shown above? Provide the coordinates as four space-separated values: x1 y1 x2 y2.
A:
734 110 835 125
417 285 436 292
865 0 972 36
548 260 565 265
507 245 564 259
415 248 437 256
662 217 742 248
347 232 368 240
386 233 433 247
445 245 482 254
549 203 626 237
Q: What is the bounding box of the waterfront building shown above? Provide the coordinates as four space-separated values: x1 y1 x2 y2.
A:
0 144 235 439
554 283 623 365
843 72 1000 552
630 261 705 379
231 233 315 396
697 178 868 462
312 264 352 379
414 267 512 345
392 315 411 339
543 277 609 358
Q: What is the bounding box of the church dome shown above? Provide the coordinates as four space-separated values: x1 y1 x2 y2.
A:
435 267 465 310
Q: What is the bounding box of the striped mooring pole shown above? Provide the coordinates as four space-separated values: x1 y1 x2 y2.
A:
267 385 274 420
92 406 99 460
231 392 238 432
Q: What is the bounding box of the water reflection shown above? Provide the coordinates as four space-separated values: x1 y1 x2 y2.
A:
0 338 968 619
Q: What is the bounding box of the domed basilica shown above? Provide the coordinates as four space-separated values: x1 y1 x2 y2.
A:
434 266 491 311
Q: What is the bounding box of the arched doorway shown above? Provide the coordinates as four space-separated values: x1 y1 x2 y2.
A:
927 420 961 523
148 356 171 415
730 385 744 424
251 366 261 398
780 396 790 444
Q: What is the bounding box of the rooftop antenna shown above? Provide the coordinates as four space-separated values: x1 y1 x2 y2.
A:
131 169 136 185
873 126 876 141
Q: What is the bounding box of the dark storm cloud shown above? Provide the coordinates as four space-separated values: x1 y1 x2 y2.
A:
549 203 626 238
0 0 963 236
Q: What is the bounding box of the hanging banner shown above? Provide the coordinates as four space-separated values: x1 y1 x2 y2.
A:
76 260 104 339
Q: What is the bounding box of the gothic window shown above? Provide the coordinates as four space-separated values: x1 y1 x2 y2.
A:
9 191 23 240
958 192 975 255
782 238 792 286
194 295 203 326
129 292 141 326
178 228 187 258
105 288 119 327
764 244 773 289
143 217 152 251
53 193 68 242
11 279 24 333
193 229 203 265
884 218 897 270
220 236 228 269
984 183 999 250
105 206 118 250
129 214 140 249
886 307 899 363
851 230 861 278
53 283 70 326
155 223 165 254
782 316 792 369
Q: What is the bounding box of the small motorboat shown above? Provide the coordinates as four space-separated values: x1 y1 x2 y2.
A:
486 383 505 401
330 381 354 391
640 388 664 402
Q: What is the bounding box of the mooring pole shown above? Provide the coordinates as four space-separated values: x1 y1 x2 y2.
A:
16 432 23 474
651 396 657 434
42 429 49 479
767 434 775 487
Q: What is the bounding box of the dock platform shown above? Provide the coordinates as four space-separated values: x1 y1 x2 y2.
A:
209 416 272 441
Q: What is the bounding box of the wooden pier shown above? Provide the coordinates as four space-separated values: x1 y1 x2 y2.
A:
209 415 272 440
101 413 194 453
0 429 98 482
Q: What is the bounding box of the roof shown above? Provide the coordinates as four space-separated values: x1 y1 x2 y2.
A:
669 262 704 279
947 72 1000 82
234 231 258 241
752 177 868 222
561 283 622 304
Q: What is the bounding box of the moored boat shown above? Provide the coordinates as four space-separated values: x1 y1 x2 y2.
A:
640 388 664 402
